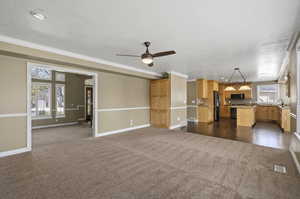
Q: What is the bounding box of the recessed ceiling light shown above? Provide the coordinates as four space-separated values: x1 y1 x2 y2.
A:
30 10 46 20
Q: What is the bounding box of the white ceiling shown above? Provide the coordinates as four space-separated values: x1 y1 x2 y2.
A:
0 0 299 81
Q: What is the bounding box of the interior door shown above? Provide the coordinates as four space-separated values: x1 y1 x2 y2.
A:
86 87 93 122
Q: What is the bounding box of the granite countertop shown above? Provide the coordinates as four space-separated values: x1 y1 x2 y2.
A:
230 105 256 109
226 104 290 110
198 104 209 107
257 104 290 109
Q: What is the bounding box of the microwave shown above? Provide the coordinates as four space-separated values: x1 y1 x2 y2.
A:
230 93 245 99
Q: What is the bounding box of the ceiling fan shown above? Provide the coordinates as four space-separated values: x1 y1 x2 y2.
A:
116 41 176 67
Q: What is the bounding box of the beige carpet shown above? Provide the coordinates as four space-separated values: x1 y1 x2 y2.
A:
1 127 300 199
33 124 92 148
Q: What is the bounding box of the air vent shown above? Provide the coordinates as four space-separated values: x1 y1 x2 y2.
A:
273 164 287 174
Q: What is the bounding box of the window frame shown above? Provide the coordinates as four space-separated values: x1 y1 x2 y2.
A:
31 82 52 120
55 83 66 118
55 72 66 82
256 84 279 105
31 67 52 81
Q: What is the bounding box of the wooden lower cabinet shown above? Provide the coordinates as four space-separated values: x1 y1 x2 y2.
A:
255 105 290 132
255 106 278 121
198 106 210 123
150 109 170 128
220 106 230 118
237 107 255 127
279 108 290 132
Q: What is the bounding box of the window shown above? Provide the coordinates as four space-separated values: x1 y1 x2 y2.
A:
56 84 65 117
55 72 65 82
31 67 52 80
31 83 51 118
85 78 93 85
257 84 279 104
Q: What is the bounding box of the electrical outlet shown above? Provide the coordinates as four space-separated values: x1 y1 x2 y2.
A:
130 120 134 126
177 117 180 121
192 100 195 104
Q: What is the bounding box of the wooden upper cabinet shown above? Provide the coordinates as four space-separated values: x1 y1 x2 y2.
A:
244 90 252 99
212 81 219 91
197 79 208 99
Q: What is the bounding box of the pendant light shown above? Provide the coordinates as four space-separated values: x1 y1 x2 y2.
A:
239 85 251 91
224 67 250 91
224 86 236 91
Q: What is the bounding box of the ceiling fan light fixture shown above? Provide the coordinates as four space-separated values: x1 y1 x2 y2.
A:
141 54 153 64
224 86 236 91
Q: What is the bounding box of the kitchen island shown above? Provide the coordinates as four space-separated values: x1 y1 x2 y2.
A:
231 105 256 127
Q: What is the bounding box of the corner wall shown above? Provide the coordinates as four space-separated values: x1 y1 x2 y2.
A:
187 81 198 121
170 74 187 128
0 55 27 152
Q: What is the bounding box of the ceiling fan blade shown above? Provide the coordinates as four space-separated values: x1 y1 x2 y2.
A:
153 51 176 57
148 63 154 67
116 54 140 57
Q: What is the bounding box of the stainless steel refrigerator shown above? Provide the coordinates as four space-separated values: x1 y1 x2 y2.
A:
213 91 220 121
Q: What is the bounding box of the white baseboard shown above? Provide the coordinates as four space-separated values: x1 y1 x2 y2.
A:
32 122 78 129
187 119 198 122
0 147 31 158
169 122 187 130
289 146 300 175
96 124 150 137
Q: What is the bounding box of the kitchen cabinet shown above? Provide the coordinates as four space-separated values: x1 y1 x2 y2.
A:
198 106 210 123
236 106 256 127
244 90 252 99
220 106 230 118
212 80 219 91
197 79 208 99
256 105 290 132
150 79 170 128
279 108 290 132
197 80 218 123
256 105 279 121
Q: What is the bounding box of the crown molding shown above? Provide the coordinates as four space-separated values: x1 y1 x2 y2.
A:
0 35 162 77
168 71 188 79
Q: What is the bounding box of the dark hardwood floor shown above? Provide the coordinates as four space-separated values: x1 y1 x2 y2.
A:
184 118 292 150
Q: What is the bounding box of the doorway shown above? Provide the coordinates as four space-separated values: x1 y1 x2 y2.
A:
27 63 98 150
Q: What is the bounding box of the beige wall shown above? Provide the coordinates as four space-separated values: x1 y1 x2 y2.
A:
0 48 150 153
171 74 187 107
97 72 150 134
0 55 27 114
98 109 149 133
0 55 27 152
98 72 149 109
187 81 198 121
170 74 187 127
